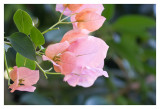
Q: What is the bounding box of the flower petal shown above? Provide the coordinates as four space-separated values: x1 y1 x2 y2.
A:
16 86 36 92
66 4 83 11
42 55 61 72
64 66 108 87
59 51 77 75
67 36 109 68
60 29 88 43
9 66 18 81
76 9 106 32
17 67 39 86
45 41 70 59
56 4 72 16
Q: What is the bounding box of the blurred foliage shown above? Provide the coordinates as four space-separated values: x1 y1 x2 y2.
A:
4 4 156 105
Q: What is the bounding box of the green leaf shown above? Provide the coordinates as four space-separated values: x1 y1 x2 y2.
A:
107 34 144 73
112 15 156 36
13 9 33 35
16 53 36 70
8 32 36 60
30 26 45 46
102 4 115 22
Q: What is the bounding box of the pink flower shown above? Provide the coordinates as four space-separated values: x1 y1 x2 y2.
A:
56 4 104 16
56 4 105 32
9 66 39 93
43 34 109 87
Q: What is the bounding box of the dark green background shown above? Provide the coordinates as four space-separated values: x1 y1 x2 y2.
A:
4 4 156 105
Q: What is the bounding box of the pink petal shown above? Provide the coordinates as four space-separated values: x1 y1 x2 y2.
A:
70 16 90 34
67 36 109 68
66 4 83 11
64 66 108 87
64 73 80 87
16 86 36 92
9 66 18 81
78 4 104 15
17 67 39 86
42 55 59 66
75 9 106 32
77 66 108 87
56 4 72 16
45 41 70 59
9 81 19 93
60 29 88 43
59 51 77 75
42 55 61 72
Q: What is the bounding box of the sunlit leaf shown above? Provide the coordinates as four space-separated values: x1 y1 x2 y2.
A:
13 9 33 35
30 26 45 46
16 53 36 70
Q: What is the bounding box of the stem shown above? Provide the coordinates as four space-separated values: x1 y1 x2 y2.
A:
42 13 77 35
60 21 76 24
45 72 62 75
35 61 48 79
4 49 10 85
58 6 66 21
4 41 11 46
36 52 42 56
42 28 59 35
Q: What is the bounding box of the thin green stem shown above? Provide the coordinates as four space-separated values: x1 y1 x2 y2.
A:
35 61 48 79
42 27 59 35
42 13 77 35
4 41 11 46
36 52 42 56
45 72 62 75
60 21 76 24
58 6 67 21
4 49 10 85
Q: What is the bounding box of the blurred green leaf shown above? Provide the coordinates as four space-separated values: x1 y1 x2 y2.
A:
112 15 155 36
143 64 156 75
30 27 45 46
8 32 36 60
13 9 33 35
16 53 36 70
116 96 128 105
108 34 144 73
102 4 115 22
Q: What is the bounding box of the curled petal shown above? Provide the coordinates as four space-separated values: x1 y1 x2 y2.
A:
64 73 80 87
9 81 18 93
45 41 70 59
64 66 108 87
42 55 61 72
15 86 36 92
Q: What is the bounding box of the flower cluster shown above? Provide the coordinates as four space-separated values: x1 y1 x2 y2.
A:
8 4 109 93
43 4 109 87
